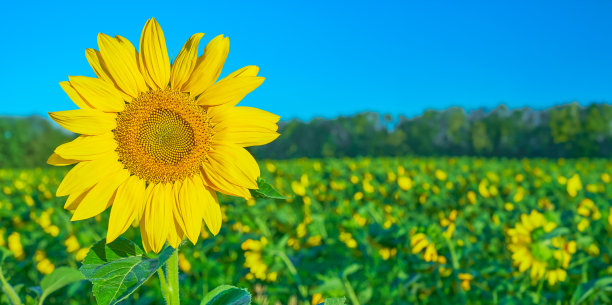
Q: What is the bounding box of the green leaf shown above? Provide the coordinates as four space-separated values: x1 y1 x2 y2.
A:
38 267 84 305
250 177 289 200
324 297 346 305
200 285 251 305
79 238 176 305
342 264 360 278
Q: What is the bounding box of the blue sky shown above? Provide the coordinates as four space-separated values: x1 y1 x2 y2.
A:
1 0 612 120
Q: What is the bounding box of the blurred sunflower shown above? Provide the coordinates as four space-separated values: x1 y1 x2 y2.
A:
507 210 576 285
48 18 279 252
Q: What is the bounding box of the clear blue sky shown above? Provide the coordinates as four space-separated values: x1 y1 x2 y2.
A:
1 0 612 120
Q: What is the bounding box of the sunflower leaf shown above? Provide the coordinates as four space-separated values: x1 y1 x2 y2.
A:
80 238 176 305
324 297 346 305
200 285 251 305
39 267 84 305
250 177 289 200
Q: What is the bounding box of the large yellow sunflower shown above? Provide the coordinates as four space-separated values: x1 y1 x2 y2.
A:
48 18 280 253
506 210 576 285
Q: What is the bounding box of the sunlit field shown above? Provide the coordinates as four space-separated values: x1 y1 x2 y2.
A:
1 157 611 305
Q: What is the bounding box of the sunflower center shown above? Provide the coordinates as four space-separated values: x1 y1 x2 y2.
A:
114 88 213 184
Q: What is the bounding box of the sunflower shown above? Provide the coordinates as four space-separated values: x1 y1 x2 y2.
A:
507 210 576 285
48 18 280 253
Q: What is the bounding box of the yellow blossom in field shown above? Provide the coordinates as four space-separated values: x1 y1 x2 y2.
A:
378 247 397 260
507 210 574 286
292 181 306 196
353 192 363 200
586 244 600 257
504 202 515 211
467 191 477 205
64 235 80 253
353 213 367 226
411 233 438 262
350 175 359 184
265 162 276 173
312 293 324 305
601 173 610 183
339 232 358 248
178 253 192 273
397 176 413 191
577 218 589 232
434 169 447 181
306 235 322 247
75 248 89 261
8 232 25 261
567 174 582 197
609 207 612 227
458 273 473 291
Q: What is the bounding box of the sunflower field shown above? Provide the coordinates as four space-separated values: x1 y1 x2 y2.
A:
1 157 612 305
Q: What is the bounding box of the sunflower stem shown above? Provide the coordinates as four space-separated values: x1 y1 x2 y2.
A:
0 265 23 305
157 268 171 304
167 249 181 305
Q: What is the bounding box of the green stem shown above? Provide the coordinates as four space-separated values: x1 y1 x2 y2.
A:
274 251 308 302
0 266 22 305
167 250 180 305
341 274 361 305
157 268 171 304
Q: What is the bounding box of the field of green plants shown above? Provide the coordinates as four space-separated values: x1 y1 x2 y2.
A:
1 157 611 305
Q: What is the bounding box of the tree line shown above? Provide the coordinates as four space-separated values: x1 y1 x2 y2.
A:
1 102 611 168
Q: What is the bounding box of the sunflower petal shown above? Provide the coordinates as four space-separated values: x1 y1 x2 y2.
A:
182 35 229 95
196 75 264 107
47 153 78 166
64 186 93 210
226 65 259 78
106 176 146 243
49 109 116 135
141 183 172 253
171 33 205 89
56 152 120 197
206 143 259 188
98 33 147 97
178 177 204 244
59 81 92 109
200 162 252 199
193 174 222 235
139 18 170 89
71 167 130 221
54 133 116 161
211 106 280 147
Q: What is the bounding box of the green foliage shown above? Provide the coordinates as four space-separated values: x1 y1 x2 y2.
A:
80 238 176 305
39 267 84 305
251 103 612 159
249 177 289 200
324 297 346 305
200 285 251 305
0 115 72 168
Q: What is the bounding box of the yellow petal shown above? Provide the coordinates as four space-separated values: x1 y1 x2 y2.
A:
56 152 120 196
68 76 124 112
86 48 135 102
196 75 264 107
226 65 259 78
106 176 146 243
49 109 116 135
141 183 172 253
64 186 93 210
182 35 229 95
206 143 259 188
200 162 251 199
98 33 147 97
47 153 78 166
71 168 130 221
193 174 222 235
167 219 184 249
59 81 92 109
170 33 205 89
212 106 280 147
167 182 184 248
177 177 204 244
139 18 170 89
54 133 116 161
